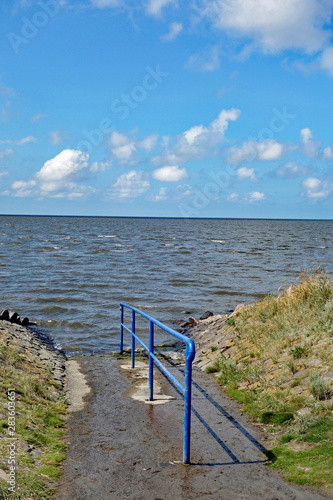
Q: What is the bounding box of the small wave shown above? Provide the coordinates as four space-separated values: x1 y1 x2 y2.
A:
211 239 226 244
97 235 117 238
53 246 61 250
317 246 328 249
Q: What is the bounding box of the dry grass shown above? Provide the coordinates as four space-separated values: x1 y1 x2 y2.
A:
205 270 333 488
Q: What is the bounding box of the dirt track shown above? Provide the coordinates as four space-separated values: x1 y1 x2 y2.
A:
54 356 332 500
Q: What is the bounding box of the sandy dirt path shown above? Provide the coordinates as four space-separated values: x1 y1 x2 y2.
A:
54 356 332 500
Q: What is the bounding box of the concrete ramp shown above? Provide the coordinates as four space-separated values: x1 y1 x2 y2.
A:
54 356 331 500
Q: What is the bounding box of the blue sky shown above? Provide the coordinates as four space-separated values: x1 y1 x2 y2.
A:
1 0 333 218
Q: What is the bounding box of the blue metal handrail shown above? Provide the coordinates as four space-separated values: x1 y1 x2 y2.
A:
120 303 195 464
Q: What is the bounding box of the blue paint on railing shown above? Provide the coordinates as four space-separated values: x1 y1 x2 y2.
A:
120 303 195 464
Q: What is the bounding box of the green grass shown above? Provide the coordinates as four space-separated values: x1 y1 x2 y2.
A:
205 271 333 491
0 341 68 499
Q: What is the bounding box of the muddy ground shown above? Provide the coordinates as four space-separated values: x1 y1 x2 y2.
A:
54 355 332 500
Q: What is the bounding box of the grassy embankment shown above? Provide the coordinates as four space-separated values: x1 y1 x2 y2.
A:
0 341 67 499
206 271 333 489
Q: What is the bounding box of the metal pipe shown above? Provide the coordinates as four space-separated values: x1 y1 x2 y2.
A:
120 304 124 354
149 321 154 401
131 309 135 369
120 303 195 464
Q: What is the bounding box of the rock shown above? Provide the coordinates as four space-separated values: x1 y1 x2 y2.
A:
21 317 30 326
31 449 42 458
228 304 246 318
0 309 9 321
188 317 199 326
200 311 214 320
9 311 20 324
177 321 191 328
308 358 322 367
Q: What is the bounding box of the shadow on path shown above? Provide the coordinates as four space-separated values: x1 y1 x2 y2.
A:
155 351 270 466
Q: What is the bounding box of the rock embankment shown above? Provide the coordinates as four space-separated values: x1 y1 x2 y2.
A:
0 311 66 386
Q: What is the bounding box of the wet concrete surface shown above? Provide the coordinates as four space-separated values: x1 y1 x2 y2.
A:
54 356 332 500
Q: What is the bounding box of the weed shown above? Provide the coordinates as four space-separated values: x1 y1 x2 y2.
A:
309 372 331 400
290 346 306 359
210 345 217 352
216 357 239 385
226 318 235 327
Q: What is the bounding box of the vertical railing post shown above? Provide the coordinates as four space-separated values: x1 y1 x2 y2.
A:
131 309 135 368
149 321 154 401
183 345 193 464
120 304 124 354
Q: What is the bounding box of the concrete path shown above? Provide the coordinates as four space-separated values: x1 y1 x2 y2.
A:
54 355 332 500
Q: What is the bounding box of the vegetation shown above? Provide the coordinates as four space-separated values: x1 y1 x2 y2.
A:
205 270 333 489
0 341 67 499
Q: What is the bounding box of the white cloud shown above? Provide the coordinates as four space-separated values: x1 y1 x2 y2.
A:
227 192 239 201
49 131 65 145
90 0 123 7
36 150 89 184
12 179 37 198
109 130 159 164
300 127 321 157
0 136 36 146
302 176 332 199
300 127 313 143
248 191 265 202
0 171 9 177
320 46 333 76
109 131 136 163
152 108 240 166
186 46 220 72
237 166 256 180
175 184 193 199
227 139 285 163
31 113 48 123
146 0 176 17
152 165 188 182
138 134 159 151
90 160 112 173
149 187 168 201
276 160 309 177
161 22 183 41
183 125 204 145
323 146 333 159
198 0 332 55
0 148 14 159
110 170 150 198
12 149 96 199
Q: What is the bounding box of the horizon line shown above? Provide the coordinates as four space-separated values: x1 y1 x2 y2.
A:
0 214 332 222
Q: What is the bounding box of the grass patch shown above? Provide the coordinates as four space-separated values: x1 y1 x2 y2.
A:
205 270 333 490
0 340 68 499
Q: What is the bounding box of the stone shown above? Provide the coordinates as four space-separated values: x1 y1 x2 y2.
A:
0 310 9 321
292 369 309 379
177 321 191 328
31 449 42 458
9 311 20 324
308 358 322 367
322 371 333 380
188 317 199 326
228 304 246 318
21 317 30 326
200 311 214 320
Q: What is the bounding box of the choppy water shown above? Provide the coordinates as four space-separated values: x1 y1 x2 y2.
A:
0 216 332 355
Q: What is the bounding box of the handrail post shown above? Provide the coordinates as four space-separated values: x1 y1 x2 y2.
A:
149 321 154 401
131 309 135 368
183 343 194 464
120 304 124 354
